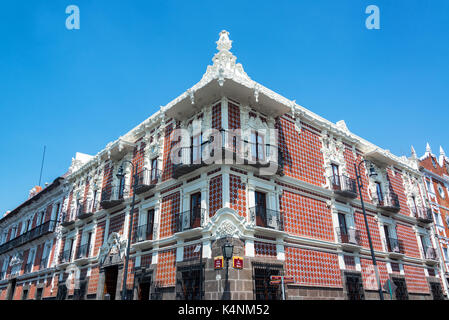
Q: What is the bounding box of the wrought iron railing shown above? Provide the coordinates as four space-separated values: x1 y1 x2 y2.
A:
330 175 357 195
133 223 154 242
0 220 57 255
249 206 284 231
60 249 72 264
373 192 400 210
100 184 126 209
422 246 437 260
135 168 161 187
175 208 205 232
411 206 433 222
76 243 90 259
336 227 361 245
385 237 403 254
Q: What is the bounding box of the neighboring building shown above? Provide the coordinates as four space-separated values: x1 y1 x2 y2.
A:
0 31 445 300
0 177 65 300
416 144 449 296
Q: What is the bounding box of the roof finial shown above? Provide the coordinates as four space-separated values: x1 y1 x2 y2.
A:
440 146 446 157
216 30 232 52
410 145 417 158
426 142 432 154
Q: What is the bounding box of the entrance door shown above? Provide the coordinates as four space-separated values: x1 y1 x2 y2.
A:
392 277 409 300
253 265 281 300
190 193 202 229
255 191 267 227
104 266 119 300
138 281 151 300
338 213 348 242
178 266 202 300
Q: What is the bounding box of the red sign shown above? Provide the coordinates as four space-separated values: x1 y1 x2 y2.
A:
269 280 281 285
270 275 282 281
214 256 223 269
270 275 295 284
283 276 295 283
232 256 243 269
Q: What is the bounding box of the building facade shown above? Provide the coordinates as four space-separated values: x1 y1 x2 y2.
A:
416 144 449 296
0 31 446 300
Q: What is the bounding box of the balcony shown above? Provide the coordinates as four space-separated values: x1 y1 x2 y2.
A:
100 185 125 209
249 207 284 231
134 168 161 195
173 143 211 179
77 200 97 220
75 244 90 264
422 246 438 265
411 206 433 224
385 237 404 259
175 208 205 233
0 220 57 255
61 211 75 227
330 175 358 199
373 192 400 213
134 223 154 243
336 227 361 250
59 249 72 264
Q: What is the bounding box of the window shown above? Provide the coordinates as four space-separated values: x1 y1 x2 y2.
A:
191 135 202 164
438 185 445 199
190 193 202 229
251 131 265 162
151 158 158 181
255 191 267 227
338 213 348 235
443 248 448 261
375 182 383 201
22 289 28 300
392 277 409 300
344 272 364 300
253 264 282 300
331 164 340 186
430 282 444 300
176 265 204 300
432 157 437 168
35 288 43 300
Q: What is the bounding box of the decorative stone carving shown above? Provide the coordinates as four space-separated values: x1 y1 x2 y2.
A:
99 232 127 266
216 221 238 238
320 131 347 188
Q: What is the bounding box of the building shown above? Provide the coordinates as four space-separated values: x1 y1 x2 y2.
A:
415 144 449 296
0 177 65 300
0 31 445 300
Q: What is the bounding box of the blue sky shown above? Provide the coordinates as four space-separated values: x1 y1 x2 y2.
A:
0 0 448 216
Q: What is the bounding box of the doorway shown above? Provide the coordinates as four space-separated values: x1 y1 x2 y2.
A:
255 191 267 228
138 276 152 300
104 265 119 300
190 193 202 229
6 278 16 300
253 264 282 300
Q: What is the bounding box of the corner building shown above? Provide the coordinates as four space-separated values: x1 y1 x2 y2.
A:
0 31 445 300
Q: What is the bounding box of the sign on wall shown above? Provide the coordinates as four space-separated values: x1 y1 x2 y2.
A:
214 256 223 269
232 256 243 269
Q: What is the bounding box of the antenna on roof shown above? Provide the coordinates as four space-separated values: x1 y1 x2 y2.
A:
38 145 46 186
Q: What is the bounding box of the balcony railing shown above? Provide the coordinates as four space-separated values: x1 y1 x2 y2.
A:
330 175 357 199
373 192 400 213
249 206 284 231
133 223 154 242
77 200 98 220
100 184 126 209
385 237 403 254
336 227 361 246
173 130 284 178
24 263 32 274
76 243 90 260
60 249 72 264
0 220 57 255
134 168 161 195
61 210 75 227
423 246 437 260
175 208 205 233
411 206 433 223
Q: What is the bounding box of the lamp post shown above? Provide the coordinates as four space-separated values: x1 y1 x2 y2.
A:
222 239 234 300
116 160 138 301
354 160 384 300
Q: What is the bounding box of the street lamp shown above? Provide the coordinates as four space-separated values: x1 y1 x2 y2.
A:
221 239 233 300
117 160 138 300
354 160 384 300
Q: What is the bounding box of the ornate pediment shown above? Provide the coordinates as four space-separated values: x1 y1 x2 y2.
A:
203 207 249 239
99 232 127 266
